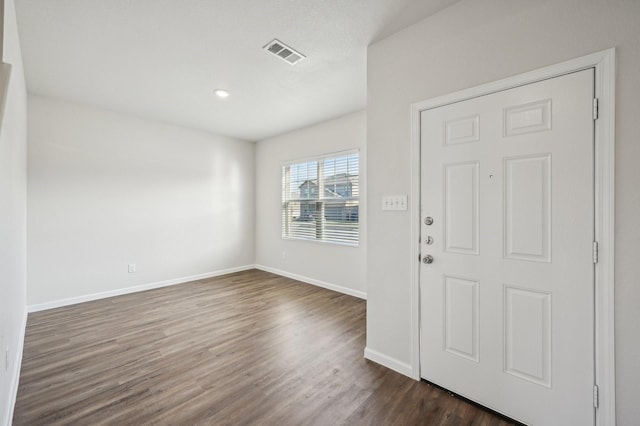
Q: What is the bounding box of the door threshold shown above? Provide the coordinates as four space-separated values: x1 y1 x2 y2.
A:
421 379 527 426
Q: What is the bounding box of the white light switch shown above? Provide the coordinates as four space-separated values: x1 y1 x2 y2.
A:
382 195 408 211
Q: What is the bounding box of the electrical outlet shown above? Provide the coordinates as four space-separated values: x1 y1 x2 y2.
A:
128 263 137 273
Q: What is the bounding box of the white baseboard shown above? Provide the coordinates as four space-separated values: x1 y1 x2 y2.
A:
3 309 27 426
364 347 415 379
254 265 366 300
27 265 255 313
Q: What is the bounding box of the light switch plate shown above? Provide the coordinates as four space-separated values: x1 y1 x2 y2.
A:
382 195 408 211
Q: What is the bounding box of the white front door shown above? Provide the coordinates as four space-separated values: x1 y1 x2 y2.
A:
419 69 595 425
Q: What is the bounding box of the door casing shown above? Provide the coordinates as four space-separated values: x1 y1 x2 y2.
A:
409 48 616 426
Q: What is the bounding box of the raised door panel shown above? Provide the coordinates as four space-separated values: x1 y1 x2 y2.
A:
444 276 480 362
444 162 479 255
504 154 551 263
504 286 552 388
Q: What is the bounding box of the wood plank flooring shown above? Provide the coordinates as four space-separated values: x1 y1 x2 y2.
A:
14 269 515 425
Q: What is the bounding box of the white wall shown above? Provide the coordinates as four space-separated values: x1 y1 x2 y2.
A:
366 0 640 423
255 110 366 298
27 96 255 307
0 0 27 423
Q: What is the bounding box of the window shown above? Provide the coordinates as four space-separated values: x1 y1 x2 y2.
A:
282 150 359 246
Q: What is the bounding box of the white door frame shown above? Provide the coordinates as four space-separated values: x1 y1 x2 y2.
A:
409 49 615 425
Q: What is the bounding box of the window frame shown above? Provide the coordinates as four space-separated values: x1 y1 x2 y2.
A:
281 149 360 247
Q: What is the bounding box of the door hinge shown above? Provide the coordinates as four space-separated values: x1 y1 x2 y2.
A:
593 384 600 408
593 241 599 264
593 98 599 120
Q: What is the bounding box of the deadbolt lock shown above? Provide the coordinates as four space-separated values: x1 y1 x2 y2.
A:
424 217 434 225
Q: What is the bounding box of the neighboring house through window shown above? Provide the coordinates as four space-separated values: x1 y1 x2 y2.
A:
282 150 359 246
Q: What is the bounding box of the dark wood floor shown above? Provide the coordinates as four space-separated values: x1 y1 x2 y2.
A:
14 269 515 425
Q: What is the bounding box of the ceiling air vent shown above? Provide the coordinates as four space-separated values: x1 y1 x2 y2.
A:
263 39 306 65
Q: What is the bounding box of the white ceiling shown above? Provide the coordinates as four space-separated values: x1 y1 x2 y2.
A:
16 0 458 141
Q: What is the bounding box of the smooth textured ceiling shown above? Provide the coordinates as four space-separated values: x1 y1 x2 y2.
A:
16 0 459 141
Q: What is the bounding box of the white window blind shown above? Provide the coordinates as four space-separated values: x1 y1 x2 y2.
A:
282 150 359 246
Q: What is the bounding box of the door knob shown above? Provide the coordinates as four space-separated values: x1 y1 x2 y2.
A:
424 217 434 225
422 255 434 264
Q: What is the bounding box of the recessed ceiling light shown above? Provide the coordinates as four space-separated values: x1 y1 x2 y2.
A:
214 89 230 99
